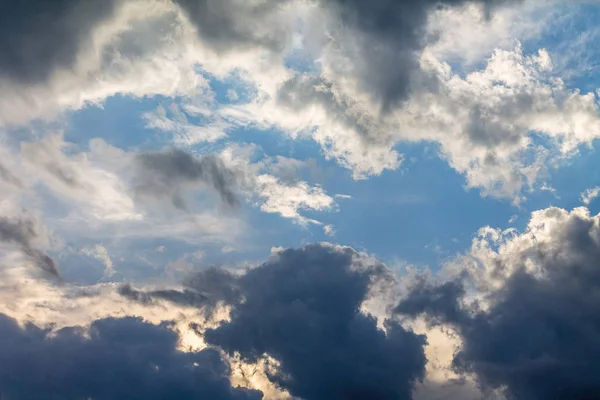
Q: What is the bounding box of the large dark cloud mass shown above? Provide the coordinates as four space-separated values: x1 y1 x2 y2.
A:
0 0 116 84
204 245 427 400
396 209 600 399
0 313 262 400
133 149 241 210
125 244 427 399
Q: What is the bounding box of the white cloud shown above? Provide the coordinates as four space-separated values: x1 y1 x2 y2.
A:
20 133 142 222
220 144 336 225
81 244 115 277
143 101 228 145
221 245 236 254
446 206 597 293
323 224 335 236
581 186 600 205
391 44 600 200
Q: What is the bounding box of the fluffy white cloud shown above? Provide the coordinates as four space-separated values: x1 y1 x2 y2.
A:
220 144 336 225
581 186 600 205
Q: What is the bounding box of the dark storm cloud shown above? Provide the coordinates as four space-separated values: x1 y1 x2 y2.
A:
133 149 241 211
0 313 262 400
195 244 425 399
118 244 427 399
0 0 117 84
396 211 600 399
0 215 58 276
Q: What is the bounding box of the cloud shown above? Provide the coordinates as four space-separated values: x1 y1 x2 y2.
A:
0 162 22 188
0 212 58 276
145 243 428 399
21 134 141 222
397 206 600 399
133 148 241 211
119 266 242 311
143 101 229 145
174 0 293 55
81 244 115 277
316 0 522 112
581 186 600 205
0 0 202 126
0 313 262 400
219 145 336 224
0 0 117 84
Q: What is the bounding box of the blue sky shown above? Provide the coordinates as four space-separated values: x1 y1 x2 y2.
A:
2 1 600 399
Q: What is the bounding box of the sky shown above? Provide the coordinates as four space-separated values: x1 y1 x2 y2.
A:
1 0 600 399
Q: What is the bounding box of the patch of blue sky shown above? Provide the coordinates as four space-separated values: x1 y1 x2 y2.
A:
314 141 517 269
64 95 174 152
540 138 600 211
522 2 600 91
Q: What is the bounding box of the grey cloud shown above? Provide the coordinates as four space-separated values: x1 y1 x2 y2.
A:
0 313 262 400
21 137 84 189
119 284 209 307
0 215 58 276
0 0 117 84
119 267 242 315
277 74 388 144
396 211 600 399
133 149 241 211
205 244 427 400
118 244 427 398
140 244 426 399
177 0 520 111
174 0 290 53
320 0 522 111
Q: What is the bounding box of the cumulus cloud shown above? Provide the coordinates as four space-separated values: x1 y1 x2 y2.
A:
397 206 600 399
2 0 583 201
0 313 262 400
312 0 522 112
125 243 428 399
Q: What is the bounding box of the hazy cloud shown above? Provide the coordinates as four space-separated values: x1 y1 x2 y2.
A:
134 148 241 210
0 214 57 276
